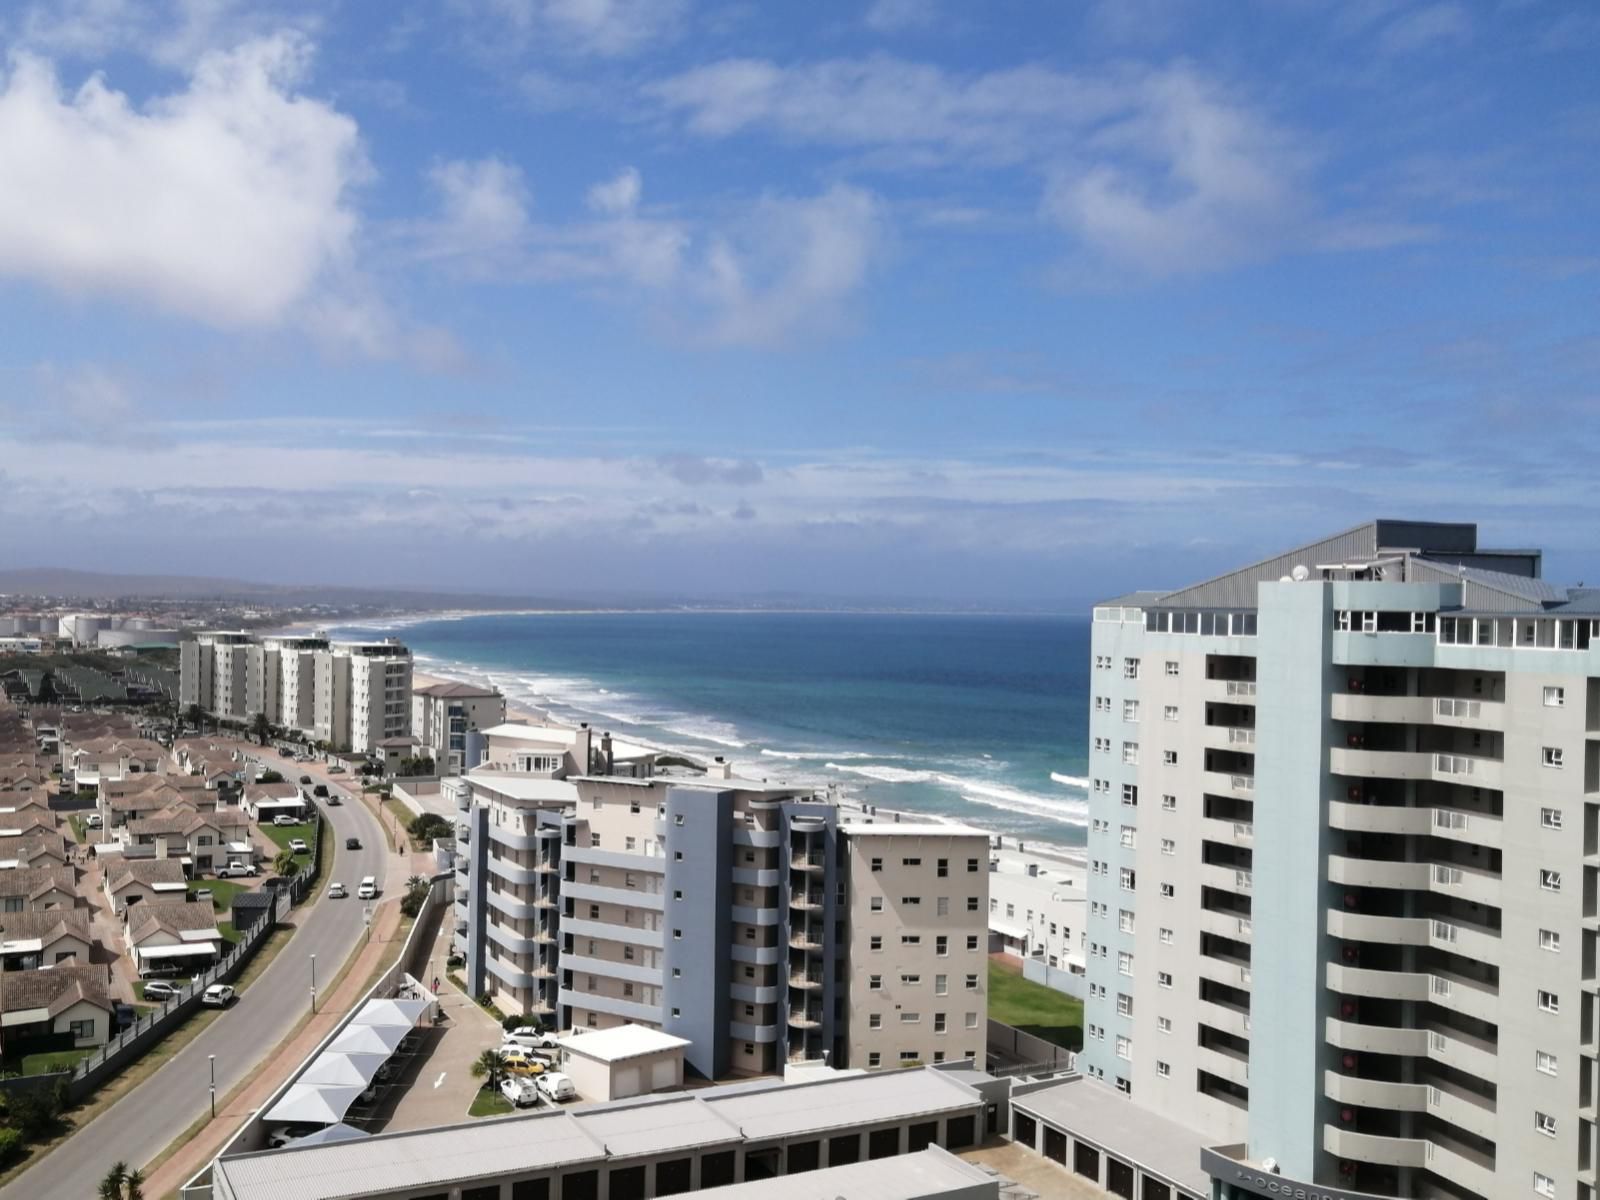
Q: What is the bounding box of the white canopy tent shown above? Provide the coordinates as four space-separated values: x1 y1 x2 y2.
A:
262 1083 366 1125
348 998 428 1029
294 1122 369 1146
327 1023 408 1056
297 1052 391 1087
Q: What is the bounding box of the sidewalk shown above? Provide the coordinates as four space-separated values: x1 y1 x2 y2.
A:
144 897 404 1199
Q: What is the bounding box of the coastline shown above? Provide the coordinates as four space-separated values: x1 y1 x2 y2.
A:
413 667 1087 871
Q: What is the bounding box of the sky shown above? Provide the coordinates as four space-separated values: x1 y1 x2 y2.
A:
0 0 1595 607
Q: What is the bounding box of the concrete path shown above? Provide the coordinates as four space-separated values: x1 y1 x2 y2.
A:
1 758 388 1200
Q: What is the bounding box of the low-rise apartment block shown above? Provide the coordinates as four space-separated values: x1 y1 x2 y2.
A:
411 679 505 773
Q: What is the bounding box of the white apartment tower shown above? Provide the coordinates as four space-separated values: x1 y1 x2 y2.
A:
1082 520 1600 1200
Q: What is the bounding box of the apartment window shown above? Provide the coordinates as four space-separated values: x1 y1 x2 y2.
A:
1164 660 1179 676
1123 700 1140 722
1121 783 1138 806
623 945 635 961
1117 952 1133 976
1540 929 1561 952
1118 909 1134 934
1159 927 1174 945
1160 838 1175 855
674 814 685 826
1096 655 1110 670
902 934 922 946
901 973 921 986
1538 990 1559 1013
902 896 921 906
670 1007 680 1018
678 852 686 862
622 982 634 998
868 1052 881 1068
1124 658 1140 679
1119 868 1136 892
870 935 882 951
1540 869 1562 892
624 872 636 888
868 1014 882 1029
673 889 683 900
1540 807 1562 830
966 935 979 951
1162 750 1177 766
589 904 600 919
869 975 882 990
936 896 949 916
588 868 601 884
935 974 948 995
1156 1061 1171 1078
1543 746 1564 769
624 838 636 853
902 857 922 867
1543 686 1565 707
1122 742 1139 765
1159 883 1175 898
1536 1113 1558 1138
1157 972 1173 989
967 858 979 873
1119 825 1136 849
966 896 979 912
1116 992 1133 1016
1161 794 1176 811
935 935 948 956
673 928 682 939
900 1012 920 1024
1535 1174 1556 1198
1157 1016 1172 1033
1095 696 1109 713
1536 1050 1558 1076
871 898 884 912
965 974 978 990
1163 705 1179 722
1115 1035 1131 1061
870 857 883 872
934 1012 946 1033
965 1012 979 1029
936 858 948 877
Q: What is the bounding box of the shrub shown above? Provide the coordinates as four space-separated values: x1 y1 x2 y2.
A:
0 1126 23 1167
501 1013 540 1033
407 813 452 843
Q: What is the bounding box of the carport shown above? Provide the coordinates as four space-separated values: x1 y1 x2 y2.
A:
263 1083 367 1126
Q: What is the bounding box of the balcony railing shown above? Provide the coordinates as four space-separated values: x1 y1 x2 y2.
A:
1227 681 1257 698
1435 698 1482 720
1228 727 1256 746
1231 774 1254 793
791 892 825 910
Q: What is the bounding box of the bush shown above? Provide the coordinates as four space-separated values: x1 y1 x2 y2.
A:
0 1126 23 1167
257 769 283 784
501 1013 540 1033
407 813 452 843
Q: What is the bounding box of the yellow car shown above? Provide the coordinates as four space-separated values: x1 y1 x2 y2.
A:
501 1048 546 1077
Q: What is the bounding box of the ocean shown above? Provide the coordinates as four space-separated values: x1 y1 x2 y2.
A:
335 612 1091 849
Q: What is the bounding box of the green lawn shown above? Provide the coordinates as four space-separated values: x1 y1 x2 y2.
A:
260 820 315 863
67 814 88 843
468 1088 513 1118
188 878 249 913
218 921 242 945
988 959 1083 1051
18 1047 91 1074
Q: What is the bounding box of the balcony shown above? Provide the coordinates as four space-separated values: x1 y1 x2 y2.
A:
1198 908 1253 942
1424 970 1499 1023
1426 918 1500 960
1430 752 1502 788
788 971 823 990
1200 817 1254 847
1197 1044 1249 1088
1321 1127 1430 1170
1324 1070 1427 1112
1204 724 1257 751
1327 855 1428 891
788 930 824 952
1197 953 1253 990
1200 862 1254 896
788 1008 823 1029
562 880 665 911
789 854 825 872
1328 801 1501 848
790 892 825 911
1326 910 1430 946
1325 962 1429 1002
1424 862 1499 906
1198 998 1251 1040
1205 679 1258 704
1203 770 1255 798
1328 694 1505 731
1329 747 1431 781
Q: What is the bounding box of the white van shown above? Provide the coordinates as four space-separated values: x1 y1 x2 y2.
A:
536 1072 575 1102
357 876 377 900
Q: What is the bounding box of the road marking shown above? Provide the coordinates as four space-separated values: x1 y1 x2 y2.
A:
433 1072 447 1089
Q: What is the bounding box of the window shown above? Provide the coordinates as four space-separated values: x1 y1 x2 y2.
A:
1164 660 1179 676
1095 655 1110 670
1157 1016 1172 1033
69 1019 95 1040
1534 1173 1555 1198
1540 929 1561 952
1538 990 1559 1013
1159 883 1175 898
965 1011 979 1029
1156 1061 1171 1078
1115 1035 1131 1060
1123 699 1140 722
868 1052 881 1067
900 1012 920 1024
1124 658 1140 679
965 974 978 990
1121 783 1138 806
1159 927 1174 945
1543 686 1565 707
901 857 921 867
1163 750 1178 766
1543 746 1564 769
1536 1050 1558 1076
937 858 948 877
935 974 947 995
673 928 682 939
674 814 685 826
1119 825 1136 848
934 1012 946 1032
870 857 883 872
1095 696 1110 713
967 858 979 872
1540 869 1562 892
1122 742 1139 765
1160 838 1175 855
966 934 979 951
935 935 948 956
869 975 882 990
1116 992 1133 1016
1163 705 1179 722
868 1013 881 1028
1157 971 1173 989
966 896 979 911
1536 1112 1557 1138
902 896 921 907
1120 868 1136 891
1117 951 1133 976
1161 793 1176 811
1540 807 1562 830
1118 909 1134 933
936 896 949 916
589 904 601 919
870 935 882 951
870 897 884 912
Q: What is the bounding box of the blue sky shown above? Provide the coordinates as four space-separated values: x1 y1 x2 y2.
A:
0 0 1595 606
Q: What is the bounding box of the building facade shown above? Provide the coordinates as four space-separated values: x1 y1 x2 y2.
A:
412 680 506 773
179 632 411 754
1080 519 1599 1200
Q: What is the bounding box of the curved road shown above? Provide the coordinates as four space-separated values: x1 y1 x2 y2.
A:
2 759 392 1200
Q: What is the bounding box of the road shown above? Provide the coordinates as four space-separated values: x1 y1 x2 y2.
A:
2 757 394 1200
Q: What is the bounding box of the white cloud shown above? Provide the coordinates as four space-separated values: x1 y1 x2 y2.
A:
863 0 937 34
412 161 885 347
1377 2 1472 54
0 36 366 329
459 0 687 57
14 0 317 69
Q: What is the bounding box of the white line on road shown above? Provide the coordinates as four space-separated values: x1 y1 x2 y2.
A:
433 1071 447 1089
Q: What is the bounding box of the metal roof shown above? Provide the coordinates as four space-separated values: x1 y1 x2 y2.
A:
699 1066 981 1141
561 1023 690 1063
572 1094 742 1157
693 1146 995 1200
1014 1076 1211 1195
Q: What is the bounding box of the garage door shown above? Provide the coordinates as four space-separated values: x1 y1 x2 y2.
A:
651 1059 677 1090
614 1066 640 1096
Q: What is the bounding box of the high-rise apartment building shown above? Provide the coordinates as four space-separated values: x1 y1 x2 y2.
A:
450 722 989 1080
411 680 505 773
1082 520 1599 1200
179 633 411 754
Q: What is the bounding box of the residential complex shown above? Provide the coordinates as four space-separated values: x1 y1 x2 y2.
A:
411 679 505 772
1082 519 1600 1200
180 632 413 753
449 722 989 1078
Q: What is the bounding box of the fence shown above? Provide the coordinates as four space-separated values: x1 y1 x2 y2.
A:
1022 956 1086 1000
987 1019 1076 1076
286 809 326 905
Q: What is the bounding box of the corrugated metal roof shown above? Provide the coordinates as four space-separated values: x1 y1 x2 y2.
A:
1152 522 1381 610
700 1066 980 1140
574 1095 741 1157
693 1146 993 1200
1014 1076 1211 1195
1411 559 1567 613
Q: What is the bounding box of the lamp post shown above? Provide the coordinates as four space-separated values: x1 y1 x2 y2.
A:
208 1054 216 1119
309 953 317 1013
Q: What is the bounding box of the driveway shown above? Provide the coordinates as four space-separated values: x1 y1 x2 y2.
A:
1 758 391 1200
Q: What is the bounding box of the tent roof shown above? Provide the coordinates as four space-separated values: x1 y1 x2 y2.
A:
263 1083 366 1125
299 1052 391 1088
294 1123 370 1147
328 1023 407 1055
348 998 428 1030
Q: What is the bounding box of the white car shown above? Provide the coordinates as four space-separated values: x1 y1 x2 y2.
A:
501 1076 540 1108
536 1072 575 1102
273 814 299 827
84 813 103 828
357 876 377 900
288 838 308 853
217 862 257 878
502 1027 559 1051
327 882 347 899
201 984 236 1007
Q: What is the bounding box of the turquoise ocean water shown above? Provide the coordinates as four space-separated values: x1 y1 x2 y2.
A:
336 612 1090 849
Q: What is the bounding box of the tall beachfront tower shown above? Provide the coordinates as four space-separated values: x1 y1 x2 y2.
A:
1081 520 1599 1200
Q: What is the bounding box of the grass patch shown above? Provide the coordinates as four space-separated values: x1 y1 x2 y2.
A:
67 814 88 843
218 921 242 945
468 1088 513 1118
187 878 249 913
19 1047 91 1074
446 971 505 1022
259 821 315 860
988 959 1083 1052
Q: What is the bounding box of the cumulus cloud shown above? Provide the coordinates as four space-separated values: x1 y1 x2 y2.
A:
1377 3 1472 54
14 0 315 68
0 36 366 329
456 0 687 57
864 0 938 33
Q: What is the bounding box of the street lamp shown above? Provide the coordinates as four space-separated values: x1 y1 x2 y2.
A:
309 953 317 1013
208 1054 216 1119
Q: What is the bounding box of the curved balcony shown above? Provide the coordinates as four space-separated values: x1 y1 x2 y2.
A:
1324 1070 1427 1111
1321 1126 1429 1169
788 931 824 952
789 892 825 911
788 855 825 872
1326 910 1430 946
1328 801 1501 848
1329 747 1431 781
788 971 824 990
788 1008 823 1029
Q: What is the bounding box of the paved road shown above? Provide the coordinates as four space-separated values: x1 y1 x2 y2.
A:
3 758 392 1200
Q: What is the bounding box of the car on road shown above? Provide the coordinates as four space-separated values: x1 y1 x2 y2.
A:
272 814 299 827
325 794 341 805
345 836 360 850
201 984 236 1007
313 784 329 798
357 876 377 900
536 1072 576 1102
327 882 347 899
288 838 308 853
500 1047 546 1077
142 980 180 1001
502 1027 559 1051
299 775 312 785
501 1076 540 1108
217 862 258 878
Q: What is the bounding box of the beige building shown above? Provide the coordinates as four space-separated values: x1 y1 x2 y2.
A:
412 680 505 773
0 907 94 970
840 824 991 1071
104 857 188 913
125 900 224 976
559 1023 690 1101
0 864 78 912
0 964 112 1049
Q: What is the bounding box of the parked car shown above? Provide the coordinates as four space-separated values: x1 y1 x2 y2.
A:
202 984 236 1007
327 882 347 899
84 813 103 828
536 1072 576 1102
268 1125 318 1149
357 876 377 900
502 1027 559 1051
142 980 180 1001
112 1002 138 1032
500 1048 546 1077
193 888 213 903
328 764 345 774
261 876 290 892
501 1076 540 1108
273 814 299 827
345 836 360 850
288 838 308 853
217 862 258 878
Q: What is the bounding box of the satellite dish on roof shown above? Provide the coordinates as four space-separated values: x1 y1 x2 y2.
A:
1291 564 1311 582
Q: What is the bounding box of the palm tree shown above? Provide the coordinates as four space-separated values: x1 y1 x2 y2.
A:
273 848 300 878
405 875 426 892
470 1048 507 1091
98 1162 127 1200
124 1168 146 1200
